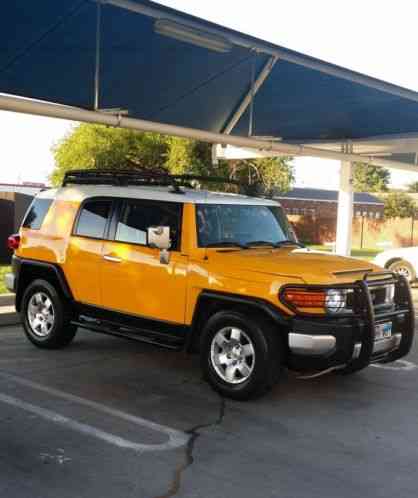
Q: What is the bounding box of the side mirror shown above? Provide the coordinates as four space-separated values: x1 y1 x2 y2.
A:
148 226 171 249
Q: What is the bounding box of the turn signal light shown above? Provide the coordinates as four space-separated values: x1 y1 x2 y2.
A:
282 289 326 309
7 234 20 251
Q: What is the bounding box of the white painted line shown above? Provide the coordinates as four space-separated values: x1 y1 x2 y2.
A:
0 372 188 452
371 359 417 371
0 392 176 452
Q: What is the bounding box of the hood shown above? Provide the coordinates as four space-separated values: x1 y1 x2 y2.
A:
208 247 381 284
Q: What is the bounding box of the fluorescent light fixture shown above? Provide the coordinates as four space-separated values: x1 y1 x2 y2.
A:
155 19 232 53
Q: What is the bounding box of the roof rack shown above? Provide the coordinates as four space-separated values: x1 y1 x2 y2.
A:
62 169 241 193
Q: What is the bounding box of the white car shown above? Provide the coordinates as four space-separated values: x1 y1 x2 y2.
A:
374 247 418 282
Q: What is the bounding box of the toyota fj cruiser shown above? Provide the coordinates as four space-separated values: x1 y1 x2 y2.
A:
4 170 415 400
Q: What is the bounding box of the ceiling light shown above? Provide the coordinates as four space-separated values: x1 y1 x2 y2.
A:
155 19 232 53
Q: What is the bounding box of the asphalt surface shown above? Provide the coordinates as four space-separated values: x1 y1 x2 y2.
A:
1 310 418 498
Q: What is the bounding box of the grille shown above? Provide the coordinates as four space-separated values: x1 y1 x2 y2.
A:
369 283 395 310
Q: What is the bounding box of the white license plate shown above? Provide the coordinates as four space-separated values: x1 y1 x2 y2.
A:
375 322 392 341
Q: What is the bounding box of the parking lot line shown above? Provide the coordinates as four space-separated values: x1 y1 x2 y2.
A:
0 371 189 452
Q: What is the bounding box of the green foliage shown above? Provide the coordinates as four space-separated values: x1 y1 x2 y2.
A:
383 192 416 219
408 181 418 193
0 266 11 295
51 124 294 194
51 124 168 185
353 163 390 193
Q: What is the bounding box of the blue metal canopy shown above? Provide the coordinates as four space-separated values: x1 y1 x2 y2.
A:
2 0 418 144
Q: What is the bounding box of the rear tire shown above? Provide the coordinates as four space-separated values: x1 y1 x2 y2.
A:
388 260 416 283
200 311 282 400
21 279 77 349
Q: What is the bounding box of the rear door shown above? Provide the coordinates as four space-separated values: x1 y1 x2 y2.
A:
64 198 113 307
100 198 188 324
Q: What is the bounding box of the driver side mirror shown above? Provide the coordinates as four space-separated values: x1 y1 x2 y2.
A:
147 226 171 264
147 226 171 250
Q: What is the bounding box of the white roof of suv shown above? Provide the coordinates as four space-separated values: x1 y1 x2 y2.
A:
39 185 280 206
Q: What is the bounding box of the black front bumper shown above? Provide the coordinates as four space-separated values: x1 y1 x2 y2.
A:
286 272 415 372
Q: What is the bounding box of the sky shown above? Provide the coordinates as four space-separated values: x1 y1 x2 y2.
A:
1 0 418 188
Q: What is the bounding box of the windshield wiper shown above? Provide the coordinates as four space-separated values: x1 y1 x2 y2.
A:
274 240 305 248
245 240 278 248
205 241 248 249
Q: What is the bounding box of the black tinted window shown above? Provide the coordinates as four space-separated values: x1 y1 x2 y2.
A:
75 200 111 239
196 204 294 247
116 201 182 250
22 198 53 230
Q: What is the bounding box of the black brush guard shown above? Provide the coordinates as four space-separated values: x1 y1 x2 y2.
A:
342 271 415 373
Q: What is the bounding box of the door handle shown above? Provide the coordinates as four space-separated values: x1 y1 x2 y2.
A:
103 255 122 263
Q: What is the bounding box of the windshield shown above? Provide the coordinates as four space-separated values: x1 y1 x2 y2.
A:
196 204 296 248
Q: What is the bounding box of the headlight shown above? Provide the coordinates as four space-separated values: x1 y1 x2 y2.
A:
281 287 352 314
325 289 347 314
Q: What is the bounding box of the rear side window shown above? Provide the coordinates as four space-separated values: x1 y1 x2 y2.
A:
115 200 182 250
74 200 111 239
22 198 53 230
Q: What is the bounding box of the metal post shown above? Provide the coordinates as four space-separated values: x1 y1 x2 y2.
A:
360 215 365 249
336 148 354 256
248 52 256 137
94 1 102 110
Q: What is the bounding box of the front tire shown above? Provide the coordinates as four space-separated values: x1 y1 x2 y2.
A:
200 311 282 400
388 260 416 283
21 279 77 349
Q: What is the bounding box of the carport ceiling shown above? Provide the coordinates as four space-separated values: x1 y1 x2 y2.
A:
2 0 418 148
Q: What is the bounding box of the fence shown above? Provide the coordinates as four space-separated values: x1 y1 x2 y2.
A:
289 214 418 249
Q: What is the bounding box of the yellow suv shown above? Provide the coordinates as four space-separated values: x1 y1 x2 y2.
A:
5 170 415 400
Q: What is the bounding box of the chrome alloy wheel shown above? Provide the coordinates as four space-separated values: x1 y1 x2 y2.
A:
27 292 55 337
210 327 255 384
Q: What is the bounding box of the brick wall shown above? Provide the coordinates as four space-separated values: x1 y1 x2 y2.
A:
290 214 418 249
280 199 384 220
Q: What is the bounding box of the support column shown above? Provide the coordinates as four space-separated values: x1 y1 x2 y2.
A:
335 160 354 256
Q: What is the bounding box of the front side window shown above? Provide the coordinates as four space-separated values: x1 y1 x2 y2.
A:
75 200 111 239
22 198 53 230
196 204 295 247
115 200 182 250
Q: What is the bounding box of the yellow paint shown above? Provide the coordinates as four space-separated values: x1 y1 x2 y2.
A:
17 195 384 326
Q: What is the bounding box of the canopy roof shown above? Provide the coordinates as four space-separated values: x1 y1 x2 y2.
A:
2 0 418 149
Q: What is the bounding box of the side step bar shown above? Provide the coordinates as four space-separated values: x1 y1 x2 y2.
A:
71 316 185 351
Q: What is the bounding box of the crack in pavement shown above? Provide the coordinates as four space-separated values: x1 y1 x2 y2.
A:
154 395 226 498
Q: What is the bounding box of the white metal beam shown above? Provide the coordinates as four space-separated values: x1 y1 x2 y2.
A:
1 93 418 173
335 161 354 256
223 56 278 135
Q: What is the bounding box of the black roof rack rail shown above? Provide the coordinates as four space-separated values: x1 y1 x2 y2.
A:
62 169 241 193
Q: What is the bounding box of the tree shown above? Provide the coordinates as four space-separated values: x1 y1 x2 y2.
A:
353 163 390 193
408 181 418 193
51 124 169 185
384 192 416 219
51 124 294 194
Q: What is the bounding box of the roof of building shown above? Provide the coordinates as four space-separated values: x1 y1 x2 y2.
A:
0 183 45 196
40 185 279 206
275 188 384 206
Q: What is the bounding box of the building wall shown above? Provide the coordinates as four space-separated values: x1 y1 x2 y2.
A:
0 192 34 265
0 193 15 265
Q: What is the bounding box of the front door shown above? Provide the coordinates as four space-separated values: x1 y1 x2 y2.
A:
100 199 188 324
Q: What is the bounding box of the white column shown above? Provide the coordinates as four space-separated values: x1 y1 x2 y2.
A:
335 160 354 256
